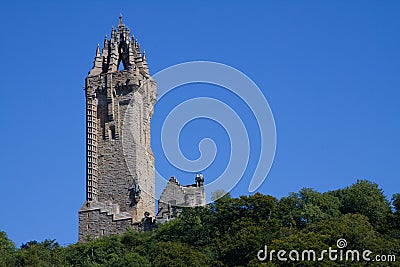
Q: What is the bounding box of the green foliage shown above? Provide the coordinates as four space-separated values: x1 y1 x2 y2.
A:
388 193 400 240
0 231 16 267
216 219 269 266
268 231 333 266
279 188 341 228
333 180 391 228
151 241 211 267
16 239 64 267
1 180 399 266
156 206 216 247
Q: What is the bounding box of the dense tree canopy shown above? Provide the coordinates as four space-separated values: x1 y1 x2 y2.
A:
1 180 399 266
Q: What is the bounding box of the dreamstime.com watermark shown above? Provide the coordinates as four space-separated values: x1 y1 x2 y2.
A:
257 238 396 263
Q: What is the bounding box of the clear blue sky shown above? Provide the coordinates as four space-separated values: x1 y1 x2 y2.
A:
0 1 399 246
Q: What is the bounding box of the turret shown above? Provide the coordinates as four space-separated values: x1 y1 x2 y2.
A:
196 173 204 187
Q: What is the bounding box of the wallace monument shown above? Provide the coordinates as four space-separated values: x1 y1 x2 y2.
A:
78 16 205 242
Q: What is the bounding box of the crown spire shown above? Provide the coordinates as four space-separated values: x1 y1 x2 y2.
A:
88 16 151 77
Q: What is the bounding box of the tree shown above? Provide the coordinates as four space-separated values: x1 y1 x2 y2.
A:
0 231 16 267
64 235 125 266
307 213 400 266
0 180 398 266
279 188 341 228
267 231 334 266
156 206 216 248
121 228 156 260
150 241 213 267
388 193 400 239
216 219 271 267
17 239 64 266
240 193 279 224
108 251 150 267
333 180 391 230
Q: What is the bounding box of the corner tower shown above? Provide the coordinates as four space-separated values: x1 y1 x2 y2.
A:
78 16 156 242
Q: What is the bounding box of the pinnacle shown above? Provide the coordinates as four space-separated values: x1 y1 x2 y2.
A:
96 44 100 56
118 13 123 27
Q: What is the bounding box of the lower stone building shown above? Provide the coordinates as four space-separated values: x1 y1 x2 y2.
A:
157 174 206 223
78 174 206 241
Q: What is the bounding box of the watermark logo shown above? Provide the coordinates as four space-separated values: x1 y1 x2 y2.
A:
122 61 276 204
257 238 396 263
336 238 347 249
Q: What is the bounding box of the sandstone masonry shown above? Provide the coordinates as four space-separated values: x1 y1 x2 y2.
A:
78 15 156 242
78 16 206 242
157 174 206 222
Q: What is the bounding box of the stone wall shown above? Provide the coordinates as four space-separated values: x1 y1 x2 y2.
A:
78 201 140 242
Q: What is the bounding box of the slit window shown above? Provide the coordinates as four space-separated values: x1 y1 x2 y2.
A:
110 126 116 140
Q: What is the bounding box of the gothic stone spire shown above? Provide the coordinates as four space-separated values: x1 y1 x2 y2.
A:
88 16 149 76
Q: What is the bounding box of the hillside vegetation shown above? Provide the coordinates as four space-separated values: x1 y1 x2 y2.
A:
1 180 399 266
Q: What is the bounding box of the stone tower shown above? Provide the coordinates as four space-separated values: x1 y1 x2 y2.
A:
78 15 157 242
